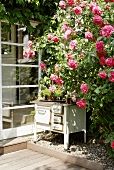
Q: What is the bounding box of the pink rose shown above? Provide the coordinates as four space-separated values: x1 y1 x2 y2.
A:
23 51 28 58
79 53 84 57
85 31 93 40
47 33 53 40
55 77 64 85
106 5 110 10
28 50 35 57
66 55 73 61
55 64 60 72
92 6 102 15
109 72 114 82
80 83 88 94
93 15 103 26
40 62 46 71
96 41 104 53
28 40 32 48
68 60 78 69
49 85 56 93
110 141 114 149
105 58 113 68
99 57 105 66
76 98 87 108
23 49 35 58
73 6 82 15
52 36 59 42
59 1 66 9
78 20 81 25
97 51 107 58
50 74 57 81
100 25 114 37
80 1 87 8
89 2 97 11
62 23 68 32
69 40 77 50
98 72 107 79
64 29 72 39
67 0 75 6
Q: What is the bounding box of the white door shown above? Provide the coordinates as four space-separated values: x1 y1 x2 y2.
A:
0 22 41 140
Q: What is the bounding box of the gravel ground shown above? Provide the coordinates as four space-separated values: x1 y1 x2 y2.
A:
35 131 114 170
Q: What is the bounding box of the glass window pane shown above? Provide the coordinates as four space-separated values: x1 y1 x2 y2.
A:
2 87 38 104
2 66 38 86
2 45 23 64
2 106 35 129
1 22 27 44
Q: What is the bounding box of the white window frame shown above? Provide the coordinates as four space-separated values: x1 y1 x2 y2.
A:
0 22 42 140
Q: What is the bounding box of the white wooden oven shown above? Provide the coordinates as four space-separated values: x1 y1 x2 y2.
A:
34 101 86 150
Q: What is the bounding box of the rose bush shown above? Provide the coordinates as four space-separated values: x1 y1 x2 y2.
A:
35 0 114 157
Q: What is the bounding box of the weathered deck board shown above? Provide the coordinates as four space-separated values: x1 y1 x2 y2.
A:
0 149 88 170
0 149 42 164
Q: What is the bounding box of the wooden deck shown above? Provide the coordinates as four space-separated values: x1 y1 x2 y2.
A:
0 149 87 170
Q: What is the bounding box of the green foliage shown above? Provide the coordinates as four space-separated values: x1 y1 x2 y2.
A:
104 132 114 158
0 0 59 33
35 0 114 158
54 89 63 97
41 88 51 97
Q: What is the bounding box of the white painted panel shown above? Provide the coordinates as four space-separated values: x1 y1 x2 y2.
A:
0 124 43 140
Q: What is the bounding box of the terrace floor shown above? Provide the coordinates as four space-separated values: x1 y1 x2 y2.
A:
0 149 87 170
0 135 103 170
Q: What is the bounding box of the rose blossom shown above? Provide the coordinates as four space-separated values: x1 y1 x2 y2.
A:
79 53 84 57
28 40 32 48
62 23 68 32
47 33 53 40
73 6 82 15
49 85 56 93
67 0 75 6
97 51 107 58
40 62 46 71
100 25 114 37
92 6 102 15
106 5 110 10
52 36 59 42
109 72 114 82
78 20 81 25
76 98 87 108
59 1 66 9
98 72 107 79
64 29 72 39
66 55 73 61
105 58 113 68
80 83 88 94
50 74 57 81
55 77 64 85
85 31 93 40
80 1 87 8
89 2 97 11
99 57 105 66
55 64 60 72
69 40 77 50
102 140 105 143
110 141 114 149
68 60 78 69
23 51 28 58
96 41 104 53
28 50 35 57
23 49 35 58
93 15 103 26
